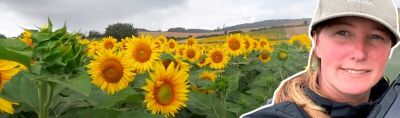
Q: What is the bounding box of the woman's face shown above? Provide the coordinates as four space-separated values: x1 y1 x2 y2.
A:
314 17 392 98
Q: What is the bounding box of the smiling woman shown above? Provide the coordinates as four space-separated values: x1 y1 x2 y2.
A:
241 0 400 118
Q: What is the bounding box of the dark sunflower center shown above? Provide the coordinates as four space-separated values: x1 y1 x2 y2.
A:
156 82 174 105
104 42 114 49
179 48 185 56
169 43 175 49
211 51 223 63
260 42 266 47
244 40 250 49
261 52 269 60
229 39 240 50
162 60 179 69
188 40 194 46
101 59 124 83
159 39 165 43
133 44 152 63
187 49 196 58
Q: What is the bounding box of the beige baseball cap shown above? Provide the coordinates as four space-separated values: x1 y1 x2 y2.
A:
310 0 400 47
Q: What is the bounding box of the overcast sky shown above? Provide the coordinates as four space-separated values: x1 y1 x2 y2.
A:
1 0 400 37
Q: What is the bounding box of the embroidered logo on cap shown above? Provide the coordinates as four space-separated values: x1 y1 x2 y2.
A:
346 0 375 7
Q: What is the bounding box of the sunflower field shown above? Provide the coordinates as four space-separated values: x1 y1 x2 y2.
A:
0 20 311 118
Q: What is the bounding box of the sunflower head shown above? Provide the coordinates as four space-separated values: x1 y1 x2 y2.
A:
259 49 272 63
278 50 289 61
184 46 200 63
161 58 190 72
0 97 18 114
243 35 255 53
288 34 312 51
101 36 118 50
196 56 209 68
21 30 33 47
175 45 186 57
258 38 268 49
156 35 168 44
199 71 216 82
0 60 23 91
142 62 189 117
166 39 177 53
126 35 161 72
186 37 197 46
207 47 229 69
225 34 245 56
87 50 135 95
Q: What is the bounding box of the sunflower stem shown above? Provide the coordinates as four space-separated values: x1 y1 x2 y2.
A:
38 81 49 118
280 61 284 80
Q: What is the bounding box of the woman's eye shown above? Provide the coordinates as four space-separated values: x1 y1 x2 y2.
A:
337 31 349 36
369 35 384 40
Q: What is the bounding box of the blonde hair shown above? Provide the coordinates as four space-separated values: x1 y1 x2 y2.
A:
274 51 330 118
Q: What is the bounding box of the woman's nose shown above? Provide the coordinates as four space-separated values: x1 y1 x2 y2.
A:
350 37 368 61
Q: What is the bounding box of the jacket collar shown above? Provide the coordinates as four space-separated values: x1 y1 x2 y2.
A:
305 78 389 118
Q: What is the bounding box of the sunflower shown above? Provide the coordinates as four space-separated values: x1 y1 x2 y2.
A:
118 38 128 50
0 97 18 114
156 35 168 45
278 50 289 61
0 60 21 114
242 35 255 53
258 48 272 63
161 58 190 72
86 41 101 57
0 60 22 90
154 39 165 51
125 35 161 72
225 34 245 56
101 36 118 50
142 62 189 117
184 46 200 63
288 34 312 51
186 37 197 46
196 56 209 68
78 38 90 45
258 38 274 51
253 40 259 51
87 49 135 95
258 38 268 49
199 71 216 82
166 39 178 53
207 47 229 69
175 45 186 58
20 30 33 48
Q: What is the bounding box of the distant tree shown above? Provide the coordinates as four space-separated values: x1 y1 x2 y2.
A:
0 33 6 39
88 30 103 39
104 23 138 41
167 27 186 32
76 32 86 38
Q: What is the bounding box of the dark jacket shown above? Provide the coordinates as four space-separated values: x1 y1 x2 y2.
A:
242 78 389 118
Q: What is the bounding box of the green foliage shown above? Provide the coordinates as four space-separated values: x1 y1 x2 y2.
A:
104 23 138 41
0 19 90 118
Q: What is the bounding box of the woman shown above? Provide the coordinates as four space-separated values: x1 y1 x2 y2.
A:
241 0 399 117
